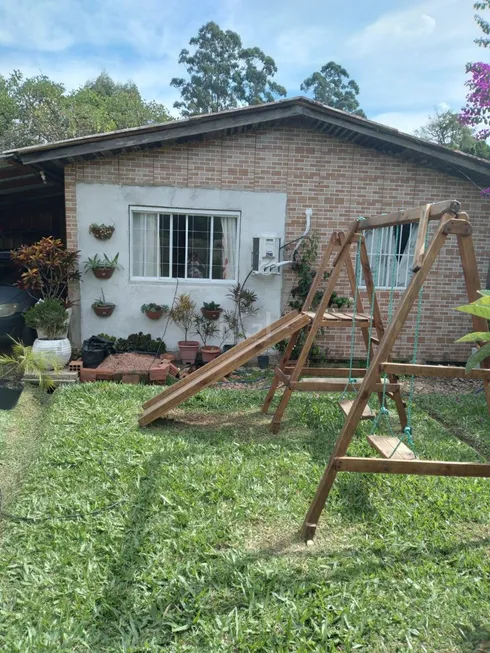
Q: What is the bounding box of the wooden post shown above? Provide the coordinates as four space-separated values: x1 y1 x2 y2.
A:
457 233 490 413
301 220 449 540
261 234 338 415
270 228 359 433
412 204 430 272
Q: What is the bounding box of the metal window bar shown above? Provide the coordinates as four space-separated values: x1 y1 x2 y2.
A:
208 216 214 281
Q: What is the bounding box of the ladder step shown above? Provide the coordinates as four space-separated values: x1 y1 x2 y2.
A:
367 435 415 460
339 399 375 420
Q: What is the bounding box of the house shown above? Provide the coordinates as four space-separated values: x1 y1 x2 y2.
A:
2 97 490 362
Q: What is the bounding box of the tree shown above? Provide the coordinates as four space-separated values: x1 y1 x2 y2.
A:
300 61 365 117
415 109 490 158
460 3 490 144
0 70 170 150
170 22 286 116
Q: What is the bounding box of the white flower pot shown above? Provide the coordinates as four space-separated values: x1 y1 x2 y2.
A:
33 338 72 369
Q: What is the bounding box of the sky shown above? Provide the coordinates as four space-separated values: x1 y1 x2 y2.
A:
0 0 485 134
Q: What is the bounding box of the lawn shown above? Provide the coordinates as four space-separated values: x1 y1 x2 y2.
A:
0 382 490 652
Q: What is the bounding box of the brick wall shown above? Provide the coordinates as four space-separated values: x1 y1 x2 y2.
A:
65 124 490 362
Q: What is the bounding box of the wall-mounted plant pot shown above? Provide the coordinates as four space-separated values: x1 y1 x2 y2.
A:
93 267 115 280
89 225 115 240
178 340 199 364
201 308 223 321
257 354 270 370
0 383 23 410
93 304 115 318
144 309 165 320
201 345 222 362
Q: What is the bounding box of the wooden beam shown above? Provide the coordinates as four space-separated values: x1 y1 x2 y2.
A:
274 367 290 387
412 204 430 272
356 200 460 231
291 380 399 392
335 457 490 477
442 218 472 236
380 362 490 380
284 367 367 377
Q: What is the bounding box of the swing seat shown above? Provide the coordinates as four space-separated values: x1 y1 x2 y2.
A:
339 399 375 420
367 435 416 460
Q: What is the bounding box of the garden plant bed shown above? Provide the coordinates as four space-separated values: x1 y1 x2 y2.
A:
80 353 178 384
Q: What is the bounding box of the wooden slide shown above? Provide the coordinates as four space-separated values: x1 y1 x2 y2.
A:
139 311 310 426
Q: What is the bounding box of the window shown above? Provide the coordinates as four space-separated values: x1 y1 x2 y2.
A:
131 208 239 281
363 223 419 289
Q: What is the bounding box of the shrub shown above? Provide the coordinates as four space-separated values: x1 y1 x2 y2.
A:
24 299 69 339
115 332 166 354
11 237 81 304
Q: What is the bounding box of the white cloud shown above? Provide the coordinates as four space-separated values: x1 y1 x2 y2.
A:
371 111 433 134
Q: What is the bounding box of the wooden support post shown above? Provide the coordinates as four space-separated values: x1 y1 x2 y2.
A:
270 228 359 433
261 234 338 415
412 204 430 272
301 220 449 540
457 233 490 414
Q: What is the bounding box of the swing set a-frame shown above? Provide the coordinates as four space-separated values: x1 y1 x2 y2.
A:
260 199 490 541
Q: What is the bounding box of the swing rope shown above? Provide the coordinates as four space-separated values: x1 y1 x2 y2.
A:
340 221 364 401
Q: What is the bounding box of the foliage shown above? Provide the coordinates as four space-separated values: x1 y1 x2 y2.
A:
301 61 365 116
460 2 490 160
455 290 490 371
289 232 352 311
202 301 221 311
84 253 121 271
171 294 197 341
225 282 259 343
0 70 170 149
115 332 165 354
193 314 220 346
171 22 286 116
0 338 60 389
140 303 169 314
11 237 81 304
89 223 115 240
415 109 490 158
92 290 114 308
1 384 490 650
24 299 69 339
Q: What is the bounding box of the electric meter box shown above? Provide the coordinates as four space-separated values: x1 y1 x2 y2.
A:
252 235 281 274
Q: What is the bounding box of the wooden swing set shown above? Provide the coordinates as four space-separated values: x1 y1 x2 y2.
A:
260 199 490 541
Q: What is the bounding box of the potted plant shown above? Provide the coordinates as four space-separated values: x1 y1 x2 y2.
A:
193 314 221 362
84 253 121 279
224 283 259 346
11 237 81 304
222 310 243 349
170 294 199 364
92 290 115 318
0 339 60 409
89 223 115 240
201 301 223 321
24 298 72 368
141 303 170 320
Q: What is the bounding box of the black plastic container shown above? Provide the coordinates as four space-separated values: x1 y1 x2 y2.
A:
257 355 270 370
0 383 23 410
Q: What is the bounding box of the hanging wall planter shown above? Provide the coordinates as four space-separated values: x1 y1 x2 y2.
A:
201 302 223 321
89 223 115 241
141 303 170 320
92 290 115 317
84 253 121 280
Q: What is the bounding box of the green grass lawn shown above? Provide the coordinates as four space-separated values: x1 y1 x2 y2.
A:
1 383 490 652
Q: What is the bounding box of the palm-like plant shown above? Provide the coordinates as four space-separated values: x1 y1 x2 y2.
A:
0 339 61 390
456 290 490 372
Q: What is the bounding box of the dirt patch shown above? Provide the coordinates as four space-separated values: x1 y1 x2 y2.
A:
97 353 160 373
400 376 483 395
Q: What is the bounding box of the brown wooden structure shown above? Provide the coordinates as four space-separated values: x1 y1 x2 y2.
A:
295 200 490 541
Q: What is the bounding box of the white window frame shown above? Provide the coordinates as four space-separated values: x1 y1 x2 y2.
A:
361 223 419 291
129 206 240 284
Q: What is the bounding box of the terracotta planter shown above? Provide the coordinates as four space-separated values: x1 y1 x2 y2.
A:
201 308 223 321
178 340 199 364
145 309 164 320
93 304 115 317
201 345 222 362
93 267 114 279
